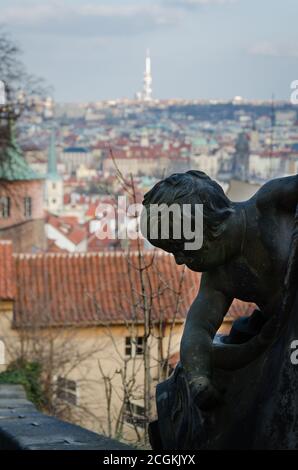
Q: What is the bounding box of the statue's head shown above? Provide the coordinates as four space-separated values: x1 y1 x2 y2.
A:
141 170 234 271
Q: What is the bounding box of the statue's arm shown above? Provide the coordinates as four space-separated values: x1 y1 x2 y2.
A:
257 174 298 212
212 320 274 370
212 287 282 370
180 273 232 406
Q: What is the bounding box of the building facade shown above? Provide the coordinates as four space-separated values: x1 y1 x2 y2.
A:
0 119 46 252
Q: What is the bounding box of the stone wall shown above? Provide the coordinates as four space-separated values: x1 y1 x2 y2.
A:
0 384 133 450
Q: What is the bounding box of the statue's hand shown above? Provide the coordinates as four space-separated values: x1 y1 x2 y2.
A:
189 375 223 411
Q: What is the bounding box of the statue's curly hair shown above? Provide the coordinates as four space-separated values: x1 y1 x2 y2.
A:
142 170 234 241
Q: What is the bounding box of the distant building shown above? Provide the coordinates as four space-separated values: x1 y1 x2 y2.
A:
286 152 298 175
233 132 250 181
250 124 260 151
191 152 220 178
45 131 64 214
0 118 46 252
275 110 297 127
61 146 92 174
217 148 234 181
192 136 218 155
249 153 282 181
76 164 97 181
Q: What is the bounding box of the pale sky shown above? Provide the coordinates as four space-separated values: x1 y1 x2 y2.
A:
1 0 297 102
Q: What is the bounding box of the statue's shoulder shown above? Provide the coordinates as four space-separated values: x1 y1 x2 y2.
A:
254 180 274 210
256 175 298 213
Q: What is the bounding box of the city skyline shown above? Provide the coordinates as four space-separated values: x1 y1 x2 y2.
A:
0 0 297 102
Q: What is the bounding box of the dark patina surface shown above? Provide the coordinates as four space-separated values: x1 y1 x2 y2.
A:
142 171 298 449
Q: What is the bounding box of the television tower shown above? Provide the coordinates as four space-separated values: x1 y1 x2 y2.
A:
143 49 152 102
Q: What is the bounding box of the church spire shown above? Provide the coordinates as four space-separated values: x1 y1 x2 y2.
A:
47 130 58 179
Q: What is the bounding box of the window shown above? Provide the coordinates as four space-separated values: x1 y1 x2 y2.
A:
124 401 146 428
52 182 56 190
136 337 144 355
56 376 77 405
125 336 144 357
24 197 32 217
0 196 10 218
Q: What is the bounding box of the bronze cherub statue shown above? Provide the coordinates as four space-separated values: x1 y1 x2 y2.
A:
141 170 298 449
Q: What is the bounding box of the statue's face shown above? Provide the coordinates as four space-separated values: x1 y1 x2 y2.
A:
141 203 228 272
150 237 225 272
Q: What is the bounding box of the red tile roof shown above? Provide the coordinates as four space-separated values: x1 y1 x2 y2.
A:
46 214 87 247
13 250 254 328
14 251 196 327
66 228 87 245
0 241 15 300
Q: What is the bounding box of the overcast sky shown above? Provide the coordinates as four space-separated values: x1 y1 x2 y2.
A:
1 0 297 102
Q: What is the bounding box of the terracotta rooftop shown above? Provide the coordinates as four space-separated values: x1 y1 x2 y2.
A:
13 250 255 329
46 214 87 246
13 251 196 327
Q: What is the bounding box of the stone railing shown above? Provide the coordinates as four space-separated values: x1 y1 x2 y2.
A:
0 384 132 450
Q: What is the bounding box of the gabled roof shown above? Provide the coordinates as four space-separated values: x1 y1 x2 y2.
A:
46 214 87 246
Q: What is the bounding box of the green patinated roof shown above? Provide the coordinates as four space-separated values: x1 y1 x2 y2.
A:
0 120 43 182
192 136 218 148
192 137 208 147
